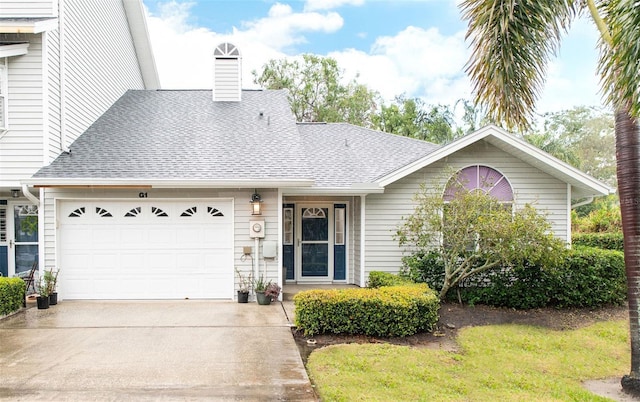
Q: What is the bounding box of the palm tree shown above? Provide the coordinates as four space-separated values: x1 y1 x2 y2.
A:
460 0 640 393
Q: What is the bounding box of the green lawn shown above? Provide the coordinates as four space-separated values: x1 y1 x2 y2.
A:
307 320 629 401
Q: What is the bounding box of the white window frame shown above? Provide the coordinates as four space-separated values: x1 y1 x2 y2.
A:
0 58 7 131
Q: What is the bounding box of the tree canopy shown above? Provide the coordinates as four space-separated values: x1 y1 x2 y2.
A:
252 54 379 128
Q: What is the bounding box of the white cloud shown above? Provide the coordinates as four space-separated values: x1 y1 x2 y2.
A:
330 26 471 106
145 2 342 89
304 0 364 12
240 4 343 49
144 1 602 116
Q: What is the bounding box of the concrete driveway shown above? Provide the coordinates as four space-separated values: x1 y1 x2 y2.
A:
0 301 316 401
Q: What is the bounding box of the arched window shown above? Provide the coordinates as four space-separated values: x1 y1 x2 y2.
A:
444 165 513 202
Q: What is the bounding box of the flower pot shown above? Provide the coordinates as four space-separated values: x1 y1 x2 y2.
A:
36 296 50 310
237 290 249 303
49 292 58 305
256 291 271 305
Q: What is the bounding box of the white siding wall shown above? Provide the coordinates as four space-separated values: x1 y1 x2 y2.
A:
45 29 61 161
60 0 145 150
0 33 45 183
0 0 58 17
213 58 241 101
0 0 149 180
364 140 569 276
41 188 281 292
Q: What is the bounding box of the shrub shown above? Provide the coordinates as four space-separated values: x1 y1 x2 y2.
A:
402 247 626 309
0 277 26 316
293 284 439 337
572 232 624 251
401 251 445 291
367 271 413 288
551 246 626 308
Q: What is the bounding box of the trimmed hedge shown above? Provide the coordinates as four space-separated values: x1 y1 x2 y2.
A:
293 284 439 337
0 277 26 316
403 247 626 309
573 232 624 251
367 271 413 288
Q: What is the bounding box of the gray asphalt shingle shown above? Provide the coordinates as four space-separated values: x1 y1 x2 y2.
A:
34 89 440 188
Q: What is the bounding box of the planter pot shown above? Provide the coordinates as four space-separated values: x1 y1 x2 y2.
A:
49 292 58 305
36 296 50 310
237 291 249 303
256 291 271 305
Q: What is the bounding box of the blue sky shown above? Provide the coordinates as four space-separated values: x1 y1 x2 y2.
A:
142 0 604 117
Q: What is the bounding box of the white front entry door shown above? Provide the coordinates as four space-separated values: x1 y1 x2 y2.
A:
58 200 233 300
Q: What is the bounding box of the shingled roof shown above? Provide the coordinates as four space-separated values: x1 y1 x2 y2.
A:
32 89 440 189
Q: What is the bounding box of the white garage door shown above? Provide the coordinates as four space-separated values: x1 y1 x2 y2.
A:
59 200 233 300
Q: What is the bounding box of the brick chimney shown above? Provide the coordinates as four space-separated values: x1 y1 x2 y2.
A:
212 43 241 102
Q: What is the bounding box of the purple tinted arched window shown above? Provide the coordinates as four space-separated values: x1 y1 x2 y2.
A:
444 165 513 202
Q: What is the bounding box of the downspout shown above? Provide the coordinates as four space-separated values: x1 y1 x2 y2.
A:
22 184 40 207
277 188 283 300
360 195 366 287
571 196 595 210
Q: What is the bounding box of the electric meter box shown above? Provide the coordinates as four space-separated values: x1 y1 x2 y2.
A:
249 221 265 238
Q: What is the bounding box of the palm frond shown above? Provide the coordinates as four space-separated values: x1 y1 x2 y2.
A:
599 0 640 119
460 0 579 131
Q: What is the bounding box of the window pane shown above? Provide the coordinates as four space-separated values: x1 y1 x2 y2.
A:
302 208 328 241
283 208 293 245
14 206 38 242
335 208 344 245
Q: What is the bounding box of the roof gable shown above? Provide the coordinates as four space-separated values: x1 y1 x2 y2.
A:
377 124 614 198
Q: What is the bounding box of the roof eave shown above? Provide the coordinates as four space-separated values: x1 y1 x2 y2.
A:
122 0 160 89
23 178 315 189
283 184 384 196
0 18 58 33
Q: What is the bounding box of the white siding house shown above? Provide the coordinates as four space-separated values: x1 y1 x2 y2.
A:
22 42 613 301
0 0 159 278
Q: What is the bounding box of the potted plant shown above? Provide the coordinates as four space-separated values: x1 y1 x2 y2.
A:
44 268 59 305
265 281 281 302
36 276 50 310
254 276 281 305
253 275 270 305
235 268 251 303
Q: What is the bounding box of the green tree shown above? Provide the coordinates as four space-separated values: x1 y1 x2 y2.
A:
542 106 616 185
252 54 379 127
460 0 640 391
374 95 465 144
395 178 563 300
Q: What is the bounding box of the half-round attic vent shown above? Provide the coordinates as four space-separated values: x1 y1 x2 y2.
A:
214 42 240 58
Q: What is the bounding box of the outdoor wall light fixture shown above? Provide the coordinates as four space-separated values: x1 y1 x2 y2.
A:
11 189 20 198
250 191 263 215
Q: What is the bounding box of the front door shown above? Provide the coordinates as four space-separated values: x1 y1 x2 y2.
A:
7 204 38 276
298 205 332 281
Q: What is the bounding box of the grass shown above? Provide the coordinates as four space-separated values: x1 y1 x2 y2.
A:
306 320 629 401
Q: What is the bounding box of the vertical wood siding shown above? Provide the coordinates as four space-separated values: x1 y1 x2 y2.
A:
364 140 569 275
0 0 58 17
